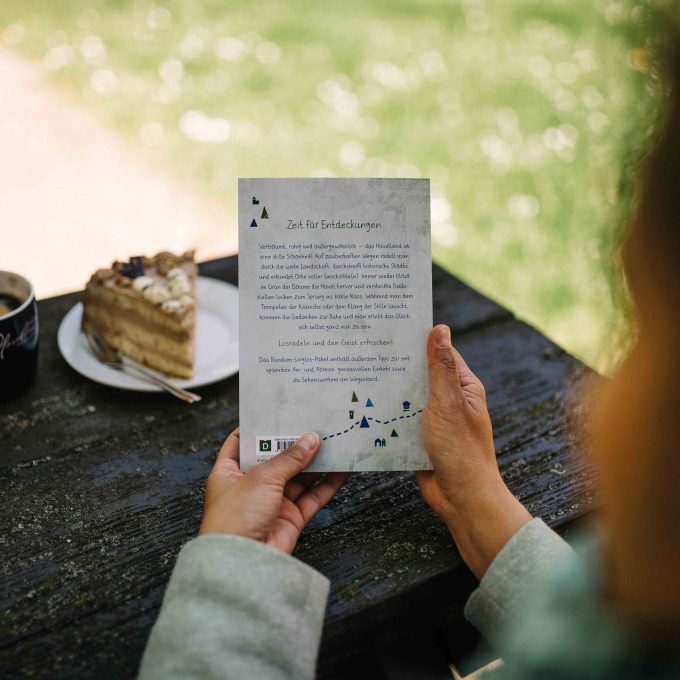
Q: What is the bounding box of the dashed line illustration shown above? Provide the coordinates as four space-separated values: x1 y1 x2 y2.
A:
321 390 423 443
321 408 423 441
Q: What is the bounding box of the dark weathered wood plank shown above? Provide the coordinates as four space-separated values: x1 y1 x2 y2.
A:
0 257 597 679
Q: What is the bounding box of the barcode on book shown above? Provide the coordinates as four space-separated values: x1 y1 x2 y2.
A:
256 436 299 460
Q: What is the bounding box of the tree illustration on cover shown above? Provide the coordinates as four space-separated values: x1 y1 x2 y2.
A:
321 389 422 446
249 196 265 228
353 391 398 446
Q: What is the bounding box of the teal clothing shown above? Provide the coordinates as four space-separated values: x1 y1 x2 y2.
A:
467 523 680 679
139 519 679 679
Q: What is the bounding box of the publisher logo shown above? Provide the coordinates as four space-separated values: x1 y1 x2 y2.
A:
256 436 299 460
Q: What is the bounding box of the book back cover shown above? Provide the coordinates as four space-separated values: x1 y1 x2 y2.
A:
239 178 433 471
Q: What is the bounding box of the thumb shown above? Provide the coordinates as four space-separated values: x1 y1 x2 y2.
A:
254 432 320 483
427 325 464 410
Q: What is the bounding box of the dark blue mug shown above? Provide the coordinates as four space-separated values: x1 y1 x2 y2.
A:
0 271 39 402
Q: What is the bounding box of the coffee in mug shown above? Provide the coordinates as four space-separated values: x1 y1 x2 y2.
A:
0 271 39 401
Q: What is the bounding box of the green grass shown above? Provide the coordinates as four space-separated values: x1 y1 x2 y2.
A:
1 0 659 372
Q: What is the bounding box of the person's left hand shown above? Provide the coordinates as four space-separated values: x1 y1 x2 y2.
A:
199 427 350 554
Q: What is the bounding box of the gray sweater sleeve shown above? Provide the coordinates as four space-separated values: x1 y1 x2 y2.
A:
464 518 573 648
138 534 329 680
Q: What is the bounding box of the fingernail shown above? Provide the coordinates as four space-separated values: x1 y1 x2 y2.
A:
435 325 451 348
298 432 319 452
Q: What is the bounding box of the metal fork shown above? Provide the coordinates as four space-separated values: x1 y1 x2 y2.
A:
84 329 202 403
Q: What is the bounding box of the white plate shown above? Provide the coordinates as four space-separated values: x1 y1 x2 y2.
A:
57 277 239 392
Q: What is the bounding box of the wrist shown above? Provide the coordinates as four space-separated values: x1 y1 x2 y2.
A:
442 475 532 579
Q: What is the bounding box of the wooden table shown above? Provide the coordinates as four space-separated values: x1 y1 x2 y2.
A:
0 256 599 678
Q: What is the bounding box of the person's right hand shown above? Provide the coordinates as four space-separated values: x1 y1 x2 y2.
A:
416 324 532 579
200 428 349 554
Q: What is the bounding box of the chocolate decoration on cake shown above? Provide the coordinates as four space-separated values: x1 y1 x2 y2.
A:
120 256 145 279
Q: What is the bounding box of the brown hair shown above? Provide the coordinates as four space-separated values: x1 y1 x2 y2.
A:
624 41 680 318
593 13 680 636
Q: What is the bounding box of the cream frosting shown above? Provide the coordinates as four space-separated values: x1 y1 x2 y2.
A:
161 299 183 312
169 278 191 297
143 285 172 304
167 267 186 280
132 275 154 292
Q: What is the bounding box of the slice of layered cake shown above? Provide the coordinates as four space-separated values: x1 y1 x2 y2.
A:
82 251 197 378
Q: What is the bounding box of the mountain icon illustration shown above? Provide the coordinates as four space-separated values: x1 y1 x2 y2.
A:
390 429 398 437
252 196 259 205
365 398 374 407
360 416 370 428
261 207 269 219
250 218 257 228
351 391 358 402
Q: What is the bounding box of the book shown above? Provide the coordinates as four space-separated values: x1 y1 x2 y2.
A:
238 178 433 471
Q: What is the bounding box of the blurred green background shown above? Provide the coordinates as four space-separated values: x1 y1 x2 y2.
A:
1 0 660 372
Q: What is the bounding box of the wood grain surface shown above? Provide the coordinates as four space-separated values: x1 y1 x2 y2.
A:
0 257 599 678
